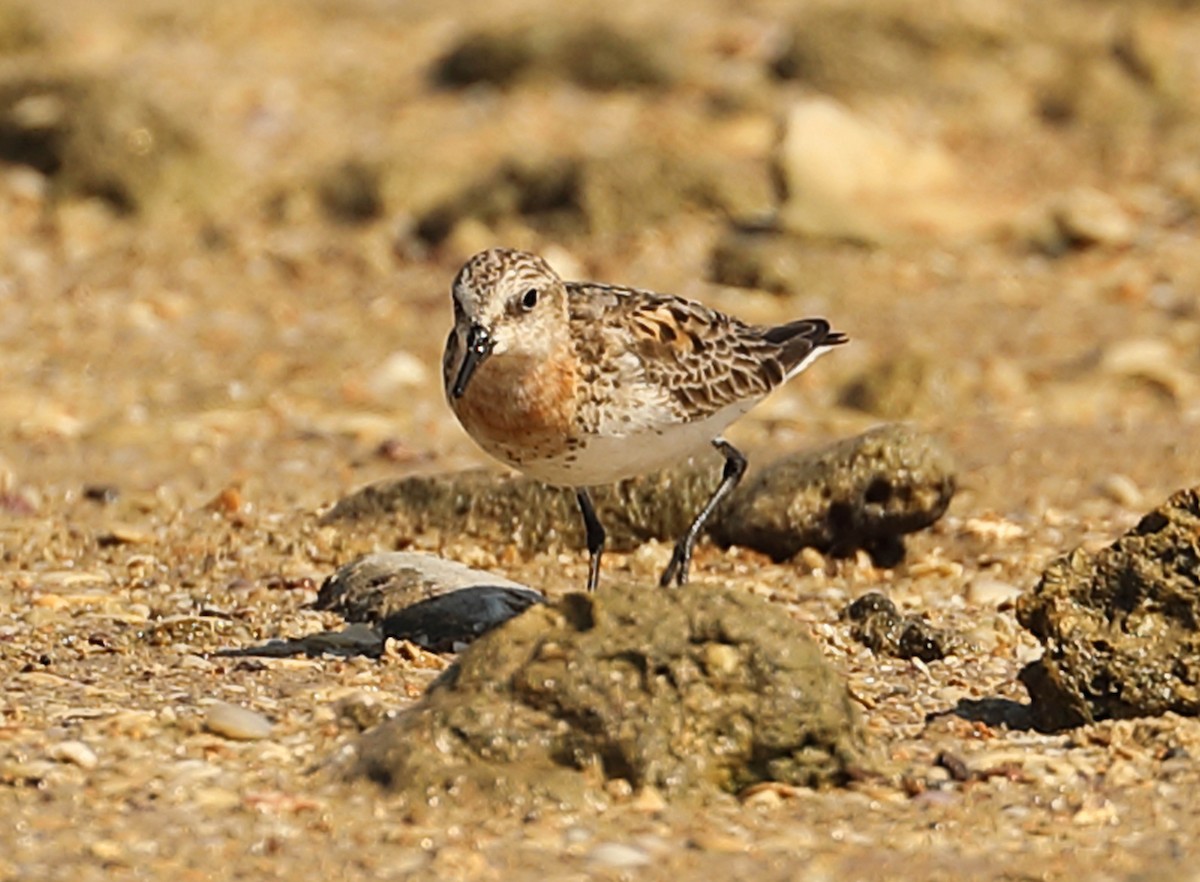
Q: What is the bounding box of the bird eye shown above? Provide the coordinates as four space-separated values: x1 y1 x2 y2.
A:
521 288 538 310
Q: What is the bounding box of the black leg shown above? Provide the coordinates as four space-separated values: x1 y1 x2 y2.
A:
659 438 748 588
576 489 606 592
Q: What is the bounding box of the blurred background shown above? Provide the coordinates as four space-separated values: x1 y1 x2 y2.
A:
1 0 1198 519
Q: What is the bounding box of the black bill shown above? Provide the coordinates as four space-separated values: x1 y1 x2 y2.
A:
450 323 494 398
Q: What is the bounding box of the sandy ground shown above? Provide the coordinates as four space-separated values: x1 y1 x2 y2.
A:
3 0 1200 879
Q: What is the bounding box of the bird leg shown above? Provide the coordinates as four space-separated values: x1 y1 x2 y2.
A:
575 489 607 592
659 438 747 587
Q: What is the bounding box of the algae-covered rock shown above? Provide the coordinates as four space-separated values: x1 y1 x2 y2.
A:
710 424 955 567
841 592 962 662
768 2 1010 97
415 148 768 244
431 21 675 91
353 581 869 808
324 424 954 568
0 74 196 213
1017 486 1200 731
709 227 814 295
315 158 384 224
837 351 937 419
0 3 44 55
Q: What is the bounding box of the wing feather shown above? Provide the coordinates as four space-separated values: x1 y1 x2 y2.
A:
566 281 846 423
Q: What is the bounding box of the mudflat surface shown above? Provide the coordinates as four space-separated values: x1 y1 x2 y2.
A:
2 0 1200 879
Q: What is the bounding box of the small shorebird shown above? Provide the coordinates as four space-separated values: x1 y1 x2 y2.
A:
443 248 847 591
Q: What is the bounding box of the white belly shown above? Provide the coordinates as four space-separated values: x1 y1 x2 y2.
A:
517 399 757 487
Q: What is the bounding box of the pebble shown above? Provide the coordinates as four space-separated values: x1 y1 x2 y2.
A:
962 515 1025 543
178 654 214 671
587 842 653 869
1072 796 1119 826
204 702 274 741
966 577 1024 608
1097 473 1143 508
701 642 740 677
629 786 667 813
49 740 98 769
88 840 126 863
1101 338 1195 401
366 350 428 399
1054 187 1136 248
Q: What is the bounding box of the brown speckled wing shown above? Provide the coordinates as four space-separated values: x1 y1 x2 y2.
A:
567 282 843 421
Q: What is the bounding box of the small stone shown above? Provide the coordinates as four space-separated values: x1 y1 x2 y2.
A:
587 842 652 869
192 787 242 811
82 484 120 504
96 525 154 546
629 786 666 813
966 577 1023 607
962 515 1025 543
49 740 98 770
1053 187 1136 248
366 350 428 399
1073 796 1119 826
204 702 273 741
1097 474 1143 508
1100 338 1195 401
700 642 741 677
88 840 125 863
177 654 214 671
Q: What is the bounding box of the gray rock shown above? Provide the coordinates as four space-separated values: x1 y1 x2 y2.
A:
353 582 869 808
380 586 544 650
1017 486 1200 731
315 552 538 622
218 555 543 658
316 552 544 650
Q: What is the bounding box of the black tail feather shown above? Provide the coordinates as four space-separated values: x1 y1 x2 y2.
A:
764 318 848 376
